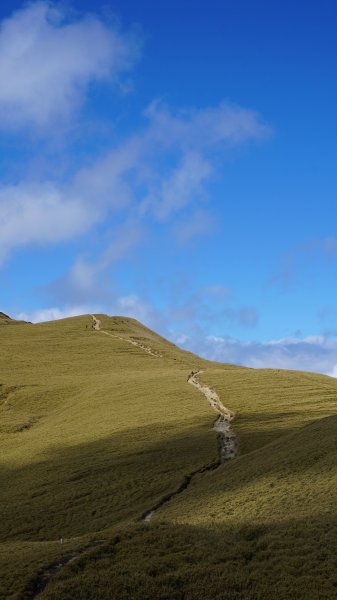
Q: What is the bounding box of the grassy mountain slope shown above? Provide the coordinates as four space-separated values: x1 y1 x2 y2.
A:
1 314 337 599
1 315 219 538
42 417 337 600
0 311 27 325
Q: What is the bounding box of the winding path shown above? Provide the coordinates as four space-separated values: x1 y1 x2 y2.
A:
142 370 238 522
91 314 162 357
188 370 238 462
91 314 101 330
20 318 238 596
21 540 105 599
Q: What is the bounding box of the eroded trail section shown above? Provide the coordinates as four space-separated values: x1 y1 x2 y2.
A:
142 371 238 522
142 458 221 523
101 330 162 357
91 315 162 357
22 332 235 596
21 540 105 599
188 370 238 461
91 314 101 330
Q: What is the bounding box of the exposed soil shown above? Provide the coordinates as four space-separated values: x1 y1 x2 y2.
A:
91 315 162 357
91 315 101 330
188 370 238 462
142 371 238 522
20 540 105 599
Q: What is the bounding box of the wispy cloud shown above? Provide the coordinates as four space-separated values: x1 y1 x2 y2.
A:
174 209 216 244
47 219 145 303
272 237 337 289
0 3 272 349
0 99 269 266
318 305 337 322
0 1 140 130
29 283 257 340
222 307 258 327
148 152 212 221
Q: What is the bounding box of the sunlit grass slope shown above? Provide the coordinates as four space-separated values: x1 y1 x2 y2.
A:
1 315 219 541
198 367 337 454
1 313 221 598
1 314 337 599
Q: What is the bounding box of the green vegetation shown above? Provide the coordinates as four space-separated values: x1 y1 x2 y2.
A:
1 314 337 599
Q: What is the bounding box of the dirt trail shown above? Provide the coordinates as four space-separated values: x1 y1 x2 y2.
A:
91 315 162 357
90 315 101 330
142 371 238 522
21 540 105 599
23 328 237 593
188 370 238 462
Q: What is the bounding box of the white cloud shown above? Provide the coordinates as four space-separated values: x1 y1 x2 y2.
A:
15 305 99 323
177 331 337 376
329 364 337 378
0 160 139 264
0 100 270 264
17 295 163 330
0 181 96 262
47 220 144 304
144 101 270 149
0 2 139 129
150 152 212 221
138 102 270 221
113 294 163 328
72 100 269 229
48 219 145 303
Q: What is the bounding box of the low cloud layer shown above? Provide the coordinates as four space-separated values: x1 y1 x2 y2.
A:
175 331 337 377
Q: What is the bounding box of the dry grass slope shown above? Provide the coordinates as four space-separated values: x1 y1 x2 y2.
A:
1 314 337 599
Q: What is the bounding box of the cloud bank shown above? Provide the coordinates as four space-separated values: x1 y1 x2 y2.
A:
175 331 337 377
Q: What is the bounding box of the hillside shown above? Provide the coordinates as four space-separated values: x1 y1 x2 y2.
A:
1 314 337 599
0 311 27 325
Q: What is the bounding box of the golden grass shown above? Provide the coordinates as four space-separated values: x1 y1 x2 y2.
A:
2 314 337 599
41 417 337 600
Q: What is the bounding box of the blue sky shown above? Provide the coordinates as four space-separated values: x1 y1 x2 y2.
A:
1 0 337 374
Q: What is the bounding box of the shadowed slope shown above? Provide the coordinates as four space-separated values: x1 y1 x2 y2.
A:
39 416 337 600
